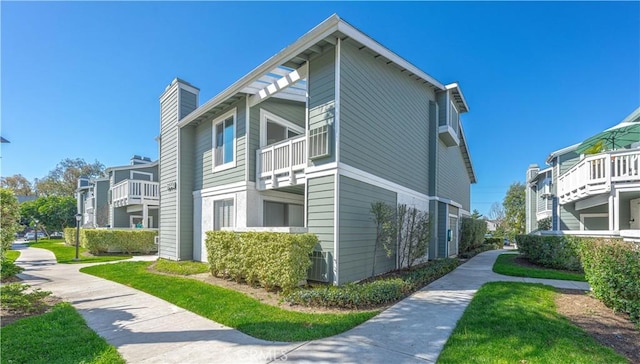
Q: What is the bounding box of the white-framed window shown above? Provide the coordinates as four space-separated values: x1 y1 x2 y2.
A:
212 108 237 171
130 171 153 181
260 109 304 147
214 198 235 230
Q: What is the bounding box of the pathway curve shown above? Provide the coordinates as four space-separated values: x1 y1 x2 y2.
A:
13 244 589 363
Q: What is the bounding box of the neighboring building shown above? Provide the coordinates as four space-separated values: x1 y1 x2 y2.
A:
157 14 476 284
77 156 159 229
526 108 640 242
484 218 498 232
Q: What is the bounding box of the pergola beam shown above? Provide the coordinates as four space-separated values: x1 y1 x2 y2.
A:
248 63 308 108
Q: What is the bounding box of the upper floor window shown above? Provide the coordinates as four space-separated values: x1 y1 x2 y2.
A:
213 109 236 171
449 101 460 135
260 109 304 147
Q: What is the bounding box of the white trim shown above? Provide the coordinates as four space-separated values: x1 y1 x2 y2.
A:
259 109 305 147
245 95 250 182
304 60 310 229
193 181 254 198
130 170 153 180
176 104 181 258
580 213 609 231
333 172 340 285
212 108 238 172
334 37 341 166
305 162 339 177
337 162 464 209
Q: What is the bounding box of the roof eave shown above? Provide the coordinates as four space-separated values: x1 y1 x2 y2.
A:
445 83 469 113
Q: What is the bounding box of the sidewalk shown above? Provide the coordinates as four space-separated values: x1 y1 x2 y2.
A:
14 245 589 363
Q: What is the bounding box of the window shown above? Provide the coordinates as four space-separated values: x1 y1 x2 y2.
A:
309 125 329 159
449 101 460 135
213 109 236 171
260 109 304 147
263 201 304 227
214 199 234 230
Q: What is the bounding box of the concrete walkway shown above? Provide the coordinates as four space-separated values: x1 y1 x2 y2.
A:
14 244 589 363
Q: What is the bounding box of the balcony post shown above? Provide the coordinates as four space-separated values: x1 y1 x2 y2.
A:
142 203 148 229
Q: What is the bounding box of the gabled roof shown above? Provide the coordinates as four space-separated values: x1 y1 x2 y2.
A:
177 14 452 128
545 143 580 165
445 83 469 113
458 120 477 184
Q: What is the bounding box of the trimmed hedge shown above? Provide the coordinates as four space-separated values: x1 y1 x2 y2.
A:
205 231 318 293
577 238 640 324
484 237 503 249
515 235 582 271
459 217 488 253
64 228 157 254
285 258 459 308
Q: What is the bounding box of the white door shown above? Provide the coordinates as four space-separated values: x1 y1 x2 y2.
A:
631 198 640 229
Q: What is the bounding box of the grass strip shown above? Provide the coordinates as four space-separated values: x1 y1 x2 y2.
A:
153 258 209 275
5 250 20 262
0 302 125 364
30 241 131 264
81 261 377 342
493 253 586 281
438 282 625 363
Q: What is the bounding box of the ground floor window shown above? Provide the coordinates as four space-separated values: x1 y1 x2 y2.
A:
580 213 608 231
263 201 304 227
214 199 234 230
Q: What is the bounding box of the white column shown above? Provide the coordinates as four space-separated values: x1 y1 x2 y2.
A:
609 190 616 231
142 203 149 228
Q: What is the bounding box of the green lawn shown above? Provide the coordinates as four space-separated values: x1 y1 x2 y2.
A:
152 258 210 275
438 282 625 363
493 253 586 281
81 261 378 342
0 302 125 364
5 249 20 262
29 241 131 264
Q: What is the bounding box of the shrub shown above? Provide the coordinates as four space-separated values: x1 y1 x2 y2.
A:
1 259 23 280
516 235 581 271
459 217 488 253
0 283 51 313
65 229 157 254
205 231 318 293
285 258 459 308
0 188 20 258
577 238 640 324
484 237 503 250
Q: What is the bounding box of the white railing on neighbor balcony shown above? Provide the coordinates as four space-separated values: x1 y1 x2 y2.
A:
257 135 306 185
84 196 94 212
111 179 159 207
558 149 640 204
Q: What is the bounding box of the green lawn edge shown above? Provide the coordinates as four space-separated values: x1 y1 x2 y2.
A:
437 282 625 363
5 249 20 262
29 241 132 264
0 302 125 364
81 261 378 342
493 253 586 281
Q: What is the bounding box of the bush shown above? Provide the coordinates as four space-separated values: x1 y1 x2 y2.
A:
1 259 23 280
459 217 488 253
577 238 640 324
205 231 318 293
516 235 581 271
285 258 459 308
64 228 157 254
484 237 503 249
0 283 51 313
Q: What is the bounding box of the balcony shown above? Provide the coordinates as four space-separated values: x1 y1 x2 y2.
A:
84 196 94 213
111 179 159 207
558 149 640 204
256 135 306 190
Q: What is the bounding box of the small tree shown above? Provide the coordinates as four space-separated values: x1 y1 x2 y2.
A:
397 204 431 269
1 188 21 258
19 196 77 235
370 202 396 277
36 158 105 197
503 182 526 240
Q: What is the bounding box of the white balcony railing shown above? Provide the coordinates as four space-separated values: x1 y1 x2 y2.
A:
84 196 94 212
558 149 640 204
256 135 306 189
111 179 159 207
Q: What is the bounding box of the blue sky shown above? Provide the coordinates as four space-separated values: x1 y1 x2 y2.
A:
2 2 639 216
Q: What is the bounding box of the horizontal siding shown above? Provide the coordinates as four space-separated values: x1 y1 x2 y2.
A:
307 175 335 255
560 204 608 230
308 47 335 166
249 98 305 182
180 89 197 120
340 40 431 195
338 176 396 283
179 127 195 260
558 151 580 175
436 139 471 211
159 86 178 259
194 99 247 191
437 92 447 127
